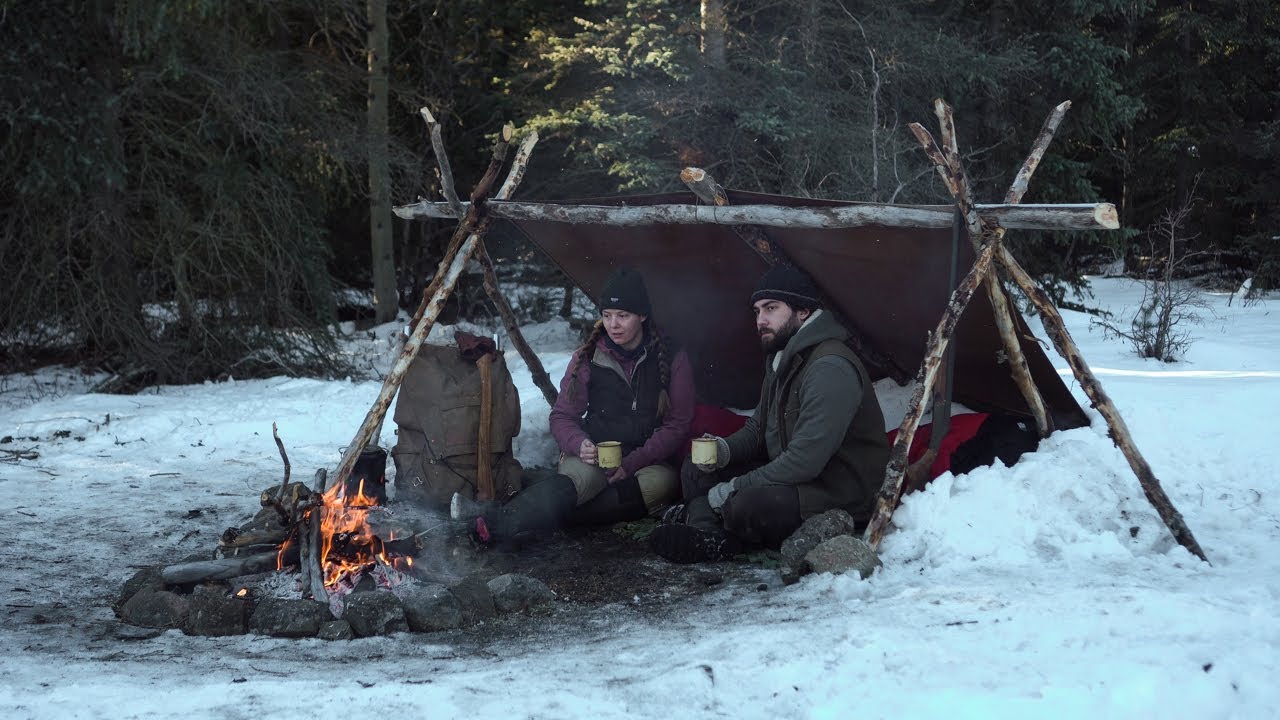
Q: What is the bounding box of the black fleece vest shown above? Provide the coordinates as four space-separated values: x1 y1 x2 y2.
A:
581 345 663 453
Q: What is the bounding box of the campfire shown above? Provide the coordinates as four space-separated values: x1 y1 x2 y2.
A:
160 432 425 615
246 442 422 606
114 429 558 639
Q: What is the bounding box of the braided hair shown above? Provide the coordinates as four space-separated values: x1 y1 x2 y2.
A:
565 317 673 419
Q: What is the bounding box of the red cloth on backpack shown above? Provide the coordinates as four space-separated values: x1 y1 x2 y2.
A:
885 412 989 480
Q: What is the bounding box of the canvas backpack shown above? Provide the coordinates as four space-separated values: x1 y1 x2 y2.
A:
391 339 523 511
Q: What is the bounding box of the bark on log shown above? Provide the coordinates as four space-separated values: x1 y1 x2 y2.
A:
328 126 537 500
476 242 559 407
680 166 912 385
994 245 1210 563
304 470 328 601
394 199 1120 232
864 238 999 549
161 549 295 585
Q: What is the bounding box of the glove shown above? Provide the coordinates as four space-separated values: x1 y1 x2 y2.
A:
707 479 737 512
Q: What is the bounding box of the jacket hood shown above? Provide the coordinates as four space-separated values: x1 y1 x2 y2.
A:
770 310 848 373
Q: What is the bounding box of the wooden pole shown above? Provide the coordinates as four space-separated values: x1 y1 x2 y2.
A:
680 166 912 386
394 198 1120 232
993 246 1210 563
925 99 1061 438
328 125 538 500
476 242 559 407
864 237 1000 549
882 99 1210 564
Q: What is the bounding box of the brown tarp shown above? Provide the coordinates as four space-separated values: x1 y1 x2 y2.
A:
509 189 1088 430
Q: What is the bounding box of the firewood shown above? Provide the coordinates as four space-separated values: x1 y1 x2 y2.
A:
218 528 289 549
161 548 296 585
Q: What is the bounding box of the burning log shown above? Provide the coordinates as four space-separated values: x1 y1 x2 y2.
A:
304 470 329 602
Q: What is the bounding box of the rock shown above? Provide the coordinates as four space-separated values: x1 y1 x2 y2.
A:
117 588 190 629
487 574 555 614
114 567 164 616
779 509 859 569
248 597 333 638
448 574 497 625
343 591 408 637
396 583 462 632
318 620 355 641
183 590 249 636
803 535 882 579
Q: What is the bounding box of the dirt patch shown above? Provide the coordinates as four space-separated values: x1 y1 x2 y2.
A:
463 520 781 605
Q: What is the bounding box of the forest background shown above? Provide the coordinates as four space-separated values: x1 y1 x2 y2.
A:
2 0 1276 387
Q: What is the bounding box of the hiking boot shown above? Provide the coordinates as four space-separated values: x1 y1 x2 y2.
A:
450 492 498 522
648 523 737 564
659 503 688 525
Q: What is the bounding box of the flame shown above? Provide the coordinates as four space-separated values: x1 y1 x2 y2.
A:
311 474 411 590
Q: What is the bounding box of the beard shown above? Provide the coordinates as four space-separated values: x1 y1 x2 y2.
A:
759 314 803 354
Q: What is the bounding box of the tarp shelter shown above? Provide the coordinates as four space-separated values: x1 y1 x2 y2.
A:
508 189 1089 431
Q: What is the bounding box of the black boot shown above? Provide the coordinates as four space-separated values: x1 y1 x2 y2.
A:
647 496 738 563
476 474 578 544
566 476 648 526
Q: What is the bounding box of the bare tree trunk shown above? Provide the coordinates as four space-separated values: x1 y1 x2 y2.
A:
368 0 397 324
701 0 727 69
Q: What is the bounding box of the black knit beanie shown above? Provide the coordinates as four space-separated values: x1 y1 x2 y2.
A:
598 266 652 315
750 264 821 310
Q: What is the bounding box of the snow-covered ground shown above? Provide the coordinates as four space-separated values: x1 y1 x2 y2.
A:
0 277 1275 719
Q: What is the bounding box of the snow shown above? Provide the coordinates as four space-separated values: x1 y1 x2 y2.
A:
2 277 1277 719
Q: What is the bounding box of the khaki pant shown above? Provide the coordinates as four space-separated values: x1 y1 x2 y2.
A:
558 455 677 514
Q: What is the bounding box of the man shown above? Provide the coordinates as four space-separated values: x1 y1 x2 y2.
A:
649 264 889 563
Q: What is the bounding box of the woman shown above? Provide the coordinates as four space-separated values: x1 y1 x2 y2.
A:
453 266 694 545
